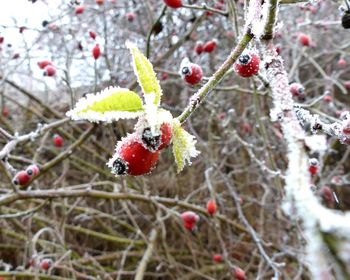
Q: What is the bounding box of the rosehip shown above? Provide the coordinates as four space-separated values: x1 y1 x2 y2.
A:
0 36 4 44
110 133 160 176
181 211 199 231
194 42 204 55
96 0 104 5
13 171 31 186
299 33 311 47
309 158 318 176
26 164 40 177
206 199 217 216
321 185 334 206
126 12 136 22
289 83 305 97
12 53 20 59
44 65 56 77
53 134 63 148
337 58 347 69
213 254 223 263
89 31 97 40
163 0 183 8
180 63 203 85
344 81 350 90
232 267 246 280
141 123 172 151
75 6 85 14
40 258 52 270
323 94 332 103
203 40 217 53
2 107 9 118
92 44 101 60
342 120 350 135
37 60 52 69
234 52 260 78
160 72 168 81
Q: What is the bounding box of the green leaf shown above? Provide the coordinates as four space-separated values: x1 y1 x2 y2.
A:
66 87 144 123
172 120 200 173
126 42 162 106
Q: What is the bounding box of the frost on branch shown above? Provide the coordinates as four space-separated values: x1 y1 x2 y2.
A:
172 120 200 173
66 87 144 123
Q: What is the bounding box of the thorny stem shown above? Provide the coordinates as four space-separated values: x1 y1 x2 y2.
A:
177 32 254 123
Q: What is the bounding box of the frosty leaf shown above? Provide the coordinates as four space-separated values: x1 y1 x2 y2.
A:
66 87 144 123
126 42 162 106
172 120 200 173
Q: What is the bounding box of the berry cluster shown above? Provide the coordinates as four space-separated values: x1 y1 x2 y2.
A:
38 60 56 77
13 164 40 187
109 120 172 176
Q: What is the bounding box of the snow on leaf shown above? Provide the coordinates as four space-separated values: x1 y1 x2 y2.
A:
66 87 144 123
172 120 200 173
126 41 162 106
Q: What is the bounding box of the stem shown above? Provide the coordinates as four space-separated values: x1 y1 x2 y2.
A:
177 32 254 123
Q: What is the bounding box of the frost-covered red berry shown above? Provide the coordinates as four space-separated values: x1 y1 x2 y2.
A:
163 0 183 8
53 134 63 148
344 81 350 90
308 158 318 176
75 6 85 14
13 171 31 186
289 83 305 97
89 31 97 40
232 267 246 280
180 63 203 85
126 12 136 22
141 123 172 152
299 33 311 46
0 36 4 44
213 254 223 263
26 164 40 177
203 40 217 53
96 0 104 5
92 44 101 60
40 258 52 270
181 211 200 231
337 58 347 68
342 120 350 135
111 133 160 176
44 65 56 77
194 42 204 55
234 52 260 78
206 199 217 216
37 60 52 69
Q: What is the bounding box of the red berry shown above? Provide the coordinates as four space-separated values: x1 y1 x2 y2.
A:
163 0 183 8
96 0 104 5
13 171 31 186
344 81 350 90
321 186 334 205
158 123 172 150
40 258 52 270
181 63 203 85
44 65 56 77
111 133 160 176
206 199 217 216
275 46 281 55
342 121 350 135
213 254 223 263
337 58 347 69
194 42 204 55
181 211 199 231
75 6 85 14
323 94 332 103
289 83 305 97
299 33 311 46
309 165 318 176
37 60 52 69
0 36 4 44
26 164 40 177
203 40 217 53
161 72 168 81
2 107 9 118
53 134 63 148
89 31 97 40
232 267 246 280
92 44 101 60
126 12 136 22
234 52 260 78
12 53 20 59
